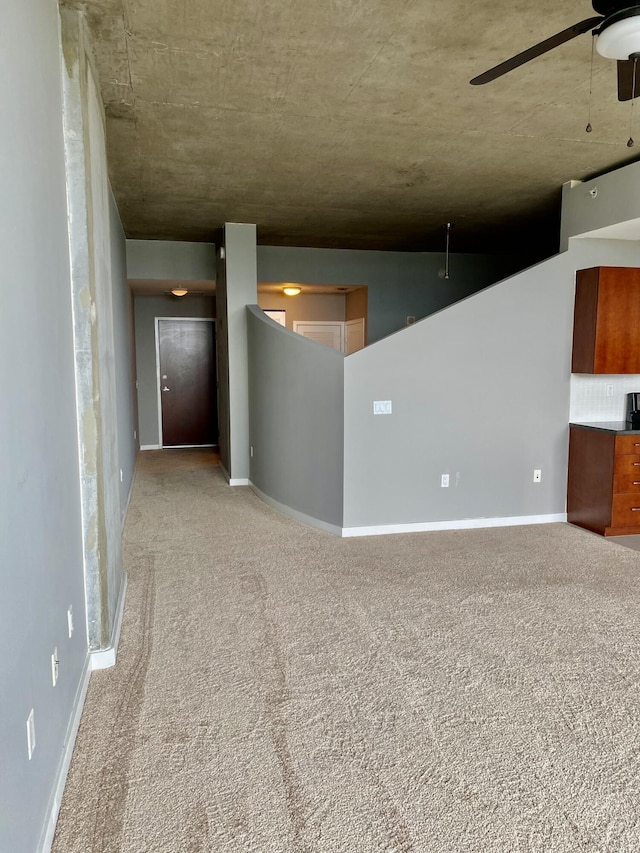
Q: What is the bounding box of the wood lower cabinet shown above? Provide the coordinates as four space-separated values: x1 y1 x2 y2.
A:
568 427 640 536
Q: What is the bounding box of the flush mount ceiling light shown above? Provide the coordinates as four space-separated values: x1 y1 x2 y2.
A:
283 286 301 296
171 287 188 297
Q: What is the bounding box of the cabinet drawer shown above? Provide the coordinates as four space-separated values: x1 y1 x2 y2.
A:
611 493 640 528
615 435 640 455
613 469 640 494
614 453 640 480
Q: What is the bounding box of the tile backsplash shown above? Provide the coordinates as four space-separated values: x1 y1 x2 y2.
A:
570 375 640 422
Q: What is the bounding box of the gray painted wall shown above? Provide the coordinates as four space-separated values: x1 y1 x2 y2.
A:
126 239 216 280
134 295 216 447
257 246 530 344
343 238 640 529
0 1 88 849
248 239 640 533
248 307 345 528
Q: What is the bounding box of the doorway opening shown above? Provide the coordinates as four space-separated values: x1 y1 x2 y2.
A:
257 283 368 350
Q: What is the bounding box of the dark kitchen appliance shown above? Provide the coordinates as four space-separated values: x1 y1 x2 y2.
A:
626 392 640 429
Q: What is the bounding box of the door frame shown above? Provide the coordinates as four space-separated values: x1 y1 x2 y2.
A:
344 317 365 354
154 316 217 448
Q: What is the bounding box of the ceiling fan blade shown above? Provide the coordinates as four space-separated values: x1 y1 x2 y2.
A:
617 58 640 101
470 16 603 85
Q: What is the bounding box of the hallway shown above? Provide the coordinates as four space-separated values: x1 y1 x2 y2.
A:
53 450 640 852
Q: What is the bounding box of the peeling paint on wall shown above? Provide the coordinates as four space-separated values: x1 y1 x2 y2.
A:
78 285 91 310
81 407 98 474
60 5 124 653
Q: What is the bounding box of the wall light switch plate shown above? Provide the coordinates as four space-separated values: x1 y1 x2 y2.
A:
441 474 450 488
373 401 392 415
533 469 542 483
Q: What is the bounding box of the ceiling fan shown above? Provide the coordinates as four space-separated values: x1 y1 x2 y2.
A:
470 2 640 101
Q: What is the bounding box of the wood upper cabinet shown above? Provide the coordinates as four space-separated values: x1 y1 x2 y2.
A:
572 266 640 374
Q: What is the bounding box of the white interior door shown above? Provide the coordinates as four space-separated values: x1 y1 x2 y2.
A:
293 321 344 351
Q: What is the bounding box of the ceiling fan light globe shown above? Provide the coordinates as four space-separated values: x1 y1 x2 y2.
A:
596 18 640 60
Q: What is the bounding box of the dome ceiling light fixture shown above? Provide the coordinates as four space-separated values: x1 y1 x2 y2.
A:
596 11 640 60
282 286 302 296
171 287 188 297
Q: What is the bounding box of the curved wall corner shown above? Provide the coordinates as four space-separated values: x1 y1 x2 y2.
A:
248 238 640 538
247 306 344 531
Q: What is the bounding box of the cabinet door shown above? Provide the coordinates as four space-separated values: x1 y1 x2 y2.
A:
567 427 616 535
571 267 599 373
572 266 640 374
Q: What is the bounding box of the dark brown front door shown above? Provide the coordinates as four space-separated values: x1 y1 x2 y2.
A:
158 319 218 447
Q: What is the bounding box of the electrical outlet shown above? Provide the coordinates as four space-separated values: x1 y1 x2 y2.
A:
67 606 74 639
441 474 450 488
26 709 35 760
605 384 614 397
533 469 542 483
373 401 392 415
51 648 59 687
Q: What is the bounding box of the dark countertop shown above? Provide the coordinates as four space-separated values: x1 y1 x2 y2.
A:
570 421 640 434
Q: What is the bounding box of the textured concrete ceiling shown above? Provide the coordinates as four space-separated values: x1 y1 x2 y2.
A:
84 0 640 256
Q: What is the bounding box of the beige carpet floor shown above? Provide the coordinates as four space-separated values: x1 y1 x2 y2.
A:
53 450 640 852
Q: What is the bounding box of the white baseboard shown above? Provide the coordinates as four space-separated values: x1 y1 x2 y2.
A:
90 572 128 671
220 463 250 487
248 485 564 538
38 654 92 853
249 483 343 536
162 443 217 449
140 444 160 451
341 513 568 538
